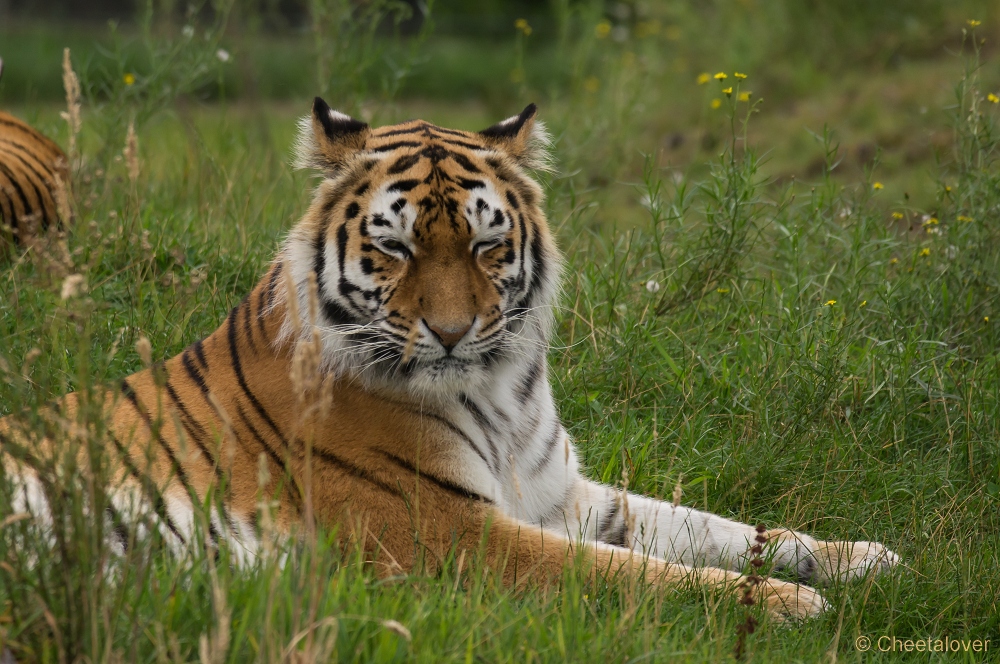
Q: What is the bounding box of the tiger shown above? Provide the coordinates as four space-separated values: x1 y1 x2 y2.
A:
0 98 899 621
0 58 71 251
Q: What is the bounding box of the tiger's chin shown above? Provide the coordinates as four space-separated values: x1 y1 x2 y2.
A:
405 357 492 396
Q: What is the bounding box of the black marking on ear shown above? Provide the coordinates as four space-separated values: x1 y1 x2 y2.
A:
345 202 360 219
313 97 367 139
479 103 537 140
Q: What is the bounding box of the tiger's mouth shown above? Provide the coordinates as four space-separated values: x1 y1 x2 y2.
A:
343 325 497 380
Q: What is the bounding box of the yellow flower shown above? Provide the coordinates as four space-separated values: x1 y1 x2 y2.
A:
710 98 722 109
583 76 600 93
919 248 931 257
738 91 752 102
967 19 982 27
922 217 938 226
515 18 532 35
957 215 973 222
722 87 733 96
890 258 899 265
716 287 730 294
872 182 884 190
733 72 747 79
825 300 837 306
714 72 728 80
892 212 904 220
595 21 612 39
988 93 1000 104
985 316 990 323
944 185 952 193
860 300 867 308
123 73 136 86
697 72 711 85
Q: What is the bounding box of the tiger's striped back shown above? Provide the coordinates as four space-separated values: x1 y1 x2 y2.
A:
0 110 69 249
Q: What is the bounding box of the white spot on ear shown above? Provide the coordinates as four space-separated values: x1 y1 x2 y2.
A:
329 109 353 123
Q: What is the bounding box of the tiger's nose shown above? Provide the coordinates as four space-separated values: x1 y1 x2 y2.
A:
424 318 474 352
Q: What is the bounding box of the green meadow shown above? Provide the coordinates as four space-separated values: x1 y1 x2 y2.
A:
1 1 998 661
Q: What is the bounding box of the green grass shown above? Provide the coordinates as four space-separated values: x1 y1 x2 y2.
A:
2 4 1000 662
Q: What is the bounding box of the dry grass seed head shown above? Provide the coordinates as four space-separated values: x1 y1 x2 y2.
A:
124 121 140 184
136 335 153 367
52 174 72 225
60 274 86 300
60 48 81 160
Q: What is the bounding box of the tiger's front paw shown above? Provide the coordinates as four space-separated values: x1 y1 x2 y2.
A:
756 578 829 621
813 540 900 584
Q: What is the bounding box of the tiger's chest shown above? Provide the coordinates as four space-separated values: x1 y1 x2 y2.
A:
432 363 578 525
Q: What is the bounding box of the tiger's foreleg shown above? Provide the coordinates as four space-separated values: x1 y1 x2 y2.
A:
560 479 899 586
458 512 826 619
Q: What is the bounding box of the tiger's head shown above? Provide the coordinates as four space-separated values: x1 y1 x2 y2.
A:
281 98 560 395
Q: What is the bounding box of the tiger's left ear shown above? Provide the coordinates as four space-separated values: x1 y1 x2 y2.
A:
479 103 553 172
294 97 370 174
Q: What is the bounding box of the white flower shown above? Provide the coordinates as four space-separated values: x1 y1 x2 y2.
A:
181 25 195 38
216 48 230 63
645 279 661 293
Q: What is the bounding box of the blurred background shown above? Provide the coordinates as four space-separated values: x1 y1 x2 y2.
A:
0 0 1000 200
1 0 997 212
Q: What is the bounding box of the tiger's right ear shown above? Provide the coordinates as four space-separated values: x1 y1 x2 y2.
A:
293 97 369 173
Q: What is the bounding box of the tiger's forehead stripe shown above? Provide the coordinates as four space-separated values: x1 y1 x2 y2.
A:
307 122 543 248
